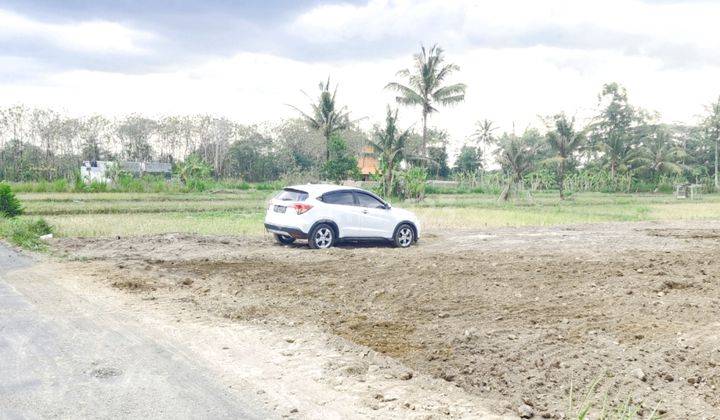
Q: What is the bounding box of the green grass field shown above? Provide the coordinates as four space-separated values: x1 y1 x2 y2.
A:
12 190 720 238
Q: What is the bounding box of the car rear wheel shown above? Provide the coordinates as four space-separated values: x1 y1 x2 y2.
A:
274 234 295 245
393 224 415 248
309 224 335 249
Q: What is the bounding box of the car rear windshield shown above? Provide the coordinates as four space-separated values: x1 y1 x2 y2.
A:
276 188 308 201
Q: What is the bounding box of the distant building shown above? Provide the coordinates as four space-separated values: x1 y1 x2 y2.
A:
357 145 379 181
81 161 172 183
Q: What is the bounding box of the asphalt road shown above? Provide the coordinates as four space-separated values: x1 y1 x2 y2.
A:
0 244 268 419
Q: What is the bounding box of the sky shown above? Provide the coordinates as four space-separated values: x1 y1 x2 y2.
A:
2 0 720 154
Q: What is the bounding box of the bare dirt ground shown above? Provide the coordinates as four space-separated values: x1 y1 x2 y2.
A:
52 220 720 419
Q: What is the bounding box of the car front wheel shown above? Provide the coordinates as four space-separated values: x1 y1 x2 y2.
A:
393 224 415 248
274 234 295 245
309 224 335 249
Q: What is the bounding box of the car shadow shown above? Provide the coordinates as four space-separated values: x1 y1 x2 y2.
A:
279 240 396 249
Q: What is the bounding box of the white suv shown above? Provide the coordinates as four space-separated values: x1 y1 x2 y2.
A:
264 184 421 249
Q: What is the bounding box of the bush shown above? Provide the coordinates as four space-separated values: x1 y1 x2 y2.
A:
320 135 360 183
0 218 53 249
396 167 428 200
0 183 23 218
178 154 212 182
184 178 210 192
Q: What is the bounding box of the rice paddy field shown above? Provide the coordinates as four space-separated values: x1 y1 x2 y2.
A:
15 189 720 238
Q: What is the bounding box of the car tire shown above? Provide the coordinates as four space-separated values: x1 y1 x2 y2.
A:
309 223 335 249
274 234 295 245
393 224 415 248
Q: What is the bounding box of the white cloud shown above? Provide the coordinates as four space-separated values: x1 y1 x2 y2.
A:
290 0 720 66
0 9 155 54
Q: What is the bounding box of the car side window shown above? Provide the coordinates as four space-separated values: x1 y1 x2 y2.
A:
355 193 385 209
322 191 356 206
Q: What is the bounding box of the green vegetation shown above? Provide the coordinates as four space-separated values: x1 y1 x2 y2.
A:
454 145 482 174
567 374 660 420
0 217 53 249
370 107 412 197
0 182 23 217
320 135 360 182
12 190 720 239
177 154 214 192
9 178 278 194
546 113 585 200
290 77 351 161
396 167 427 200
495 130 540 201
386 44 466 156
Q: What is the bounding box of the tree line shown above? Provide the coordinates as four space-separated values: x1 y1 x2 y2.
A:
289 44 720 198
1 43 719 199
0 108 372 183
488 83 720 199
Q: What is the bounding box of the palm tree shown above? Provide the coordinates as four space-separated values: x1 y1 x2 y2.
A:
473 119 496 144
546 114 585 200
628 125 686 181
386 44 465 158
495 132 539 201
369 107 412 197
599 131 635 179
472 119 496 170
591 83 638 179
290 77 351 161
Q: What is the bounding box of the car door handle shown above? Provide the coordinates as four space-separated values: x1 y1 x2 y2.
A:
361 209 369 214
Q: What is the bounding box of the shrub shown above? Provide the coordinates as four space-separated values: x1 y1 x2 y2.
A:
396 167 427 200
321 157 360 183
320 135 360 182
0 183 23 218
0 218 53 249
184 178 210 192
177 154 212 184
117 174 146 192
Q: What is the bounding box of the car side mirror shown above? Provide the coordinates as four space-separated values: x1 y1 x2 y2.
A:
384 203 392 209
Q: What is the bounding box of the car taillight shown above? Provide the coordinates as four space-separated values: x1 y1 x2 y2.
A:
292 203 313 215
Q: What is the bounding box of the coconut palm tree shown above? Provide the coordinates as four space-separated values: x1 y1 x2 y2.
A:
546 114 585 200
472 119 496 169
495 132 539 201
599 131 635 179
369 107 412 197
628 125 686 181
290 77 351 161
386 44 465 158
590 83 639 179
